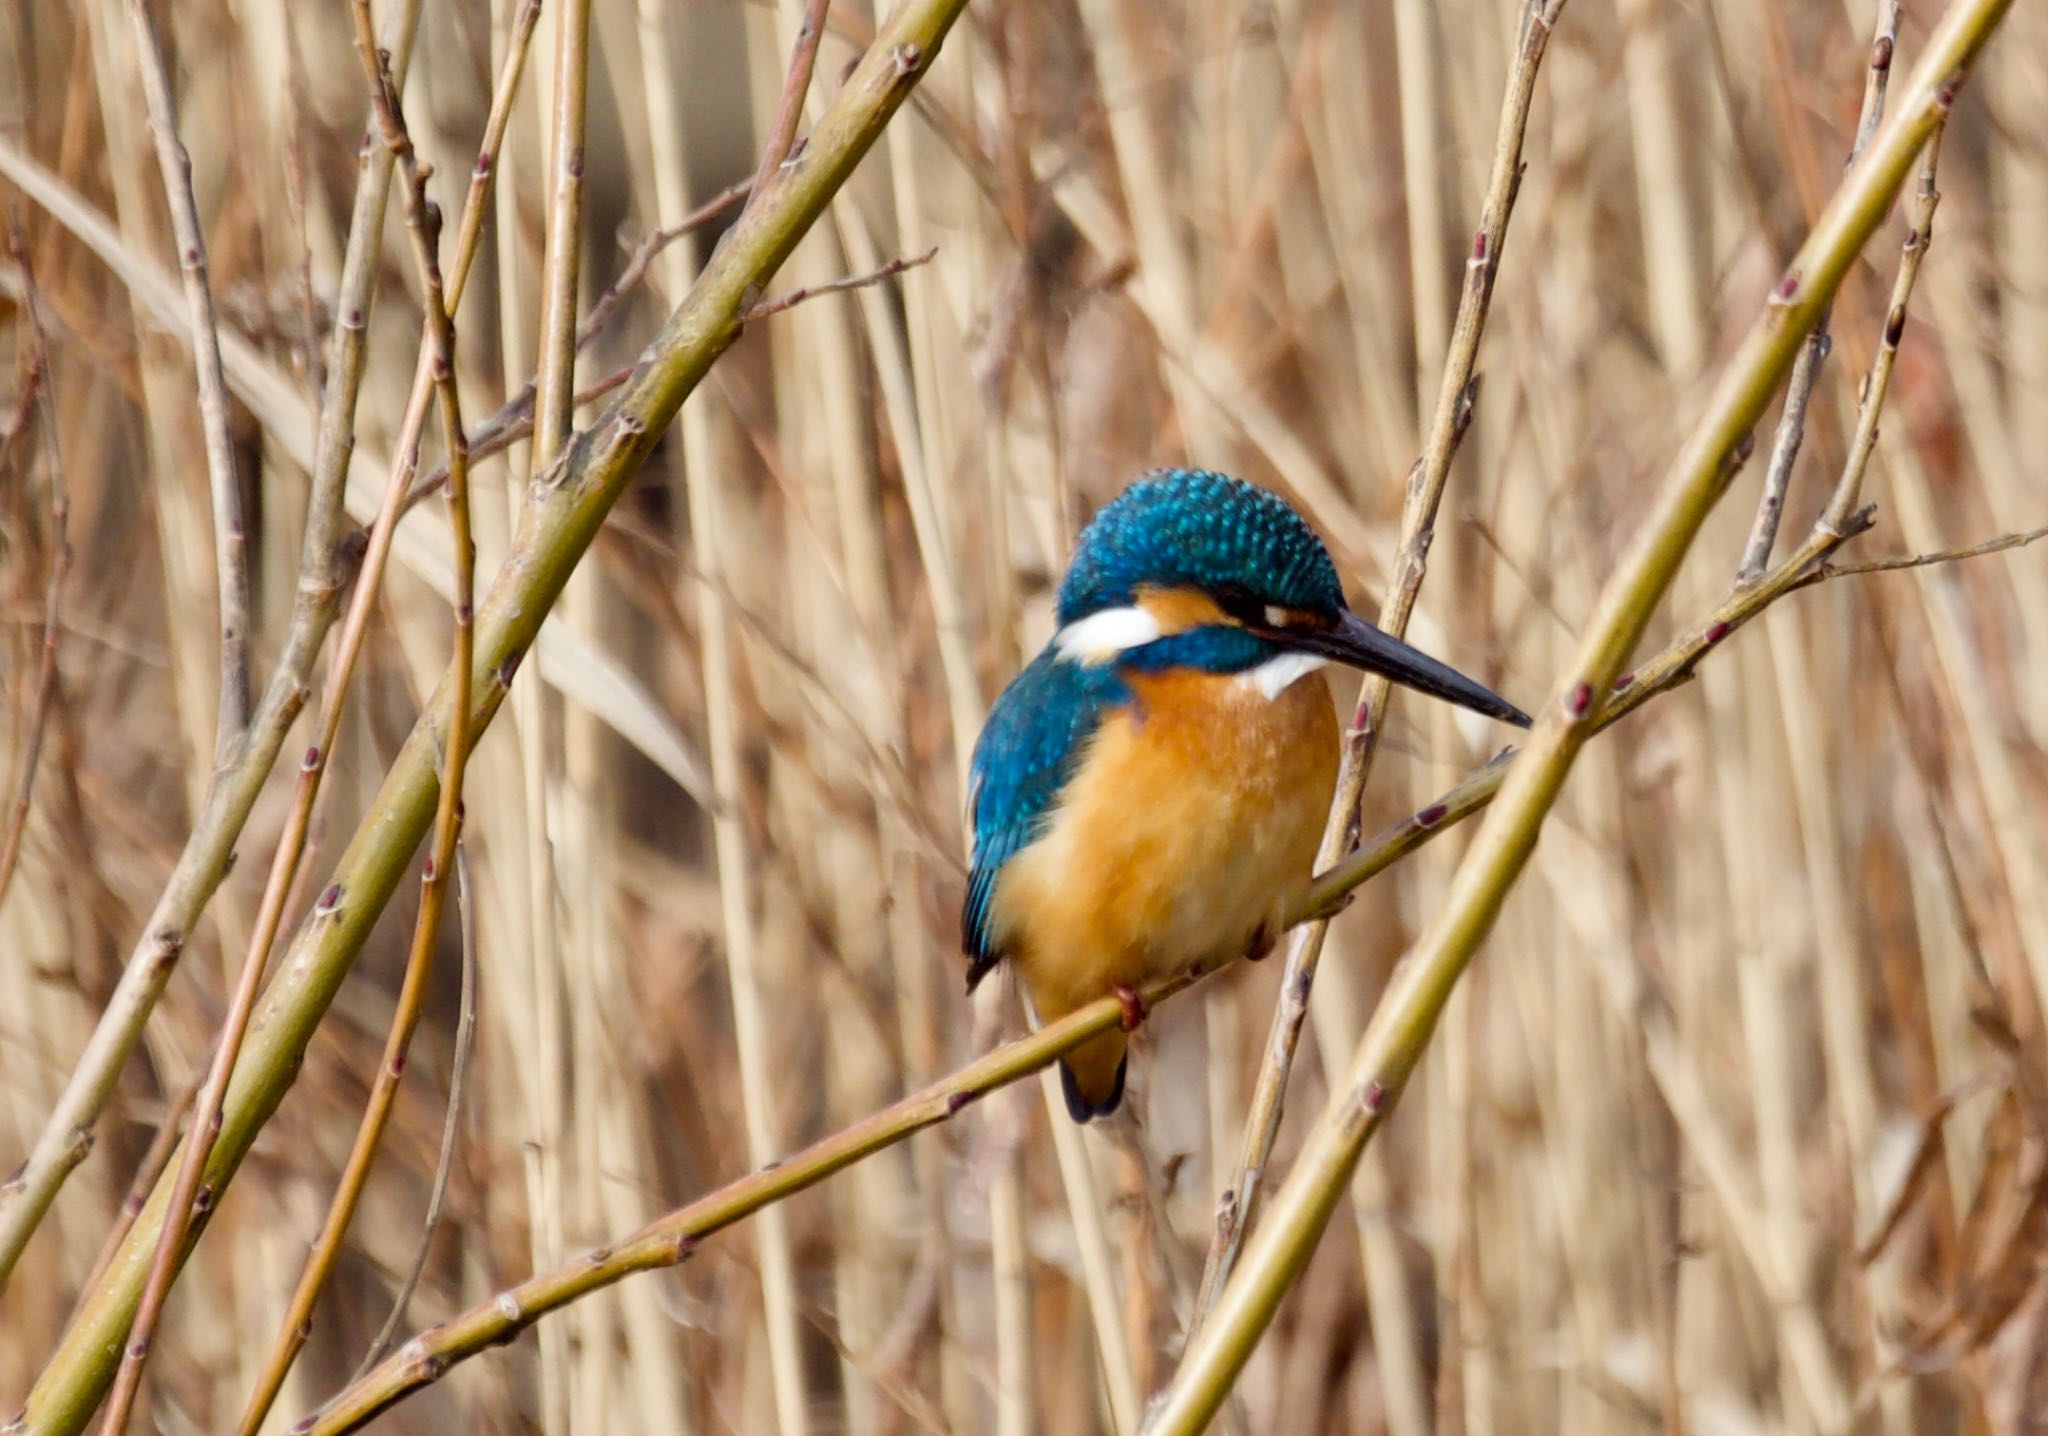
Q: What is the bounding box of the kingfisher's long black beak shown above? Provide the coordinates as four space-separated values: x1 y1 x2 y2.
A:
1291 609 1532 728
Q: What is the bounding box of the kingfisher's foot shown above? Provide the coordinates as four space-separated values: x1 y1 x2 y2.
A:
1111 982 1149 1033
1244 926 1279 963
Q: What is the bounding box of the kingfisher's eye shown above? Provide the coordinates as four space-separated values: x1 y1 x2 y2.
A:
1264 605 1289 628
1209 585 1267 627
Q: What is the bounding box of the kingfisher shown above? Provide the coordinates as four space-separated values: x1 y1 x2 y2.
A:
963 470 1531 1121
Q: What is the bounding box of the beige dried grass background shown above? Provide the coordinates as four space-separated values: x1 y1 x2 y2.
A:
3 0 2048 1432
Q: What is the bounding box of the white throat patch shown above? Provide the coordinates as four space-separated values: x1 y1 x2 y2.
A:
1053 605 1161 664
1238 651 1327 700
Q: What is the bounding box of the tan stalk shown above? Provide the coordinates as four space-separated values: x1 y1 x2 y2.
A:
1615 0 1706 378
0 239 67 913
486 0 569 1421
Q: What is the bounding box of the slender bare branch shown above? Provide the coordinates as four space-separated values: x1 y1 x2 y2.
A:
746 0 832 214
0 234 69 913
350 841 481 1375
1737 1 1899 581
124 0 251 759
739 244 937 321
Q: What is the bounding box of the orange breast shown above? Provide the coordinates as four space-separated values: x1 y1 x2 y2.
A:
990 664 1340 1024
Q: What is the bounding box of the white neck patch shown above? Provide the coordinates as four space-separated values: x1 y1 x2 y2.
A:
1053 605 1161 664
1238 651 1327 700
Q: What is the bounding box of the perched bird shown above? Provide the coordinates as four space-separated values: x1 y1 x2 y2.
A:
963 470 1531 1121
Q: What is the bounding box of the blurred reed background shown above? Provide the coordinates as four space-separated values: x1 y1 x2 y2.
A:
2 0 2047 1432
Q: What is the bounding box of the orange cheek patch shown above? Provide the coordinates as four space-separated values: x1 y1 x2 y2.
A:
1136 584 1231 634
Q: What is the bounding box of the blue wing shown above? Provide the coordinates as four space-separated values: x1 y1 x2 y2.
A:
963 648 1131 988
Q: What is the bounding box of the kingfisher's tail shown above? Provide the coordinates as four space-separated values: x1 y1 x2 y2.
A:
1058 1031 1128 1122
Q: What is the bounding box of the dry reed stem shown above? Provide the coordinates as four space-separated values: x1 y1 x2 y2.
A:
482 0 568 1421
1189 0 1567 1341
7 1 967 1429
228 44 478 1430
531 0 591 470
0 1 427 1286
1147 3 2013 1428
121 0 249 762
0 238 66 914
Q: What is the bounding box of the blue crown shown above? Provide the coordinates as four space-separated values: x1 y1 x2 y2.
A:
1055 470 1344 624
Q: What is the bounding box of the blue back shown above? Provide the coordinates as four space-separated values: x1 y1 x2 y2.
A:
963 649 1132 985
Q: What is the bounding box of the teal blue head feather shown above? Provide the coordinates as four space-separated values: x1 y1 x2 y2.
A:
1056 469 1345 624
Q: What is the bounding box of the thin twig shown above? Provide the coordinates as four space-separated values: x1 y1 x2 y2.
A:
0 233 68 914
1187 0 1569 1342
1800 526 2048 586
125 0 251 760
739 245 937 322
230 47 478 1428
351 840 480 1375
1819 121 1946 534
72 1081 197 1304
1736 1 1899 582
746 0 831 214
